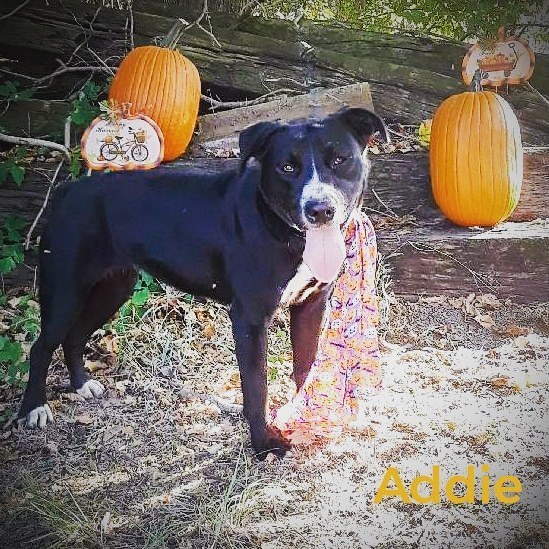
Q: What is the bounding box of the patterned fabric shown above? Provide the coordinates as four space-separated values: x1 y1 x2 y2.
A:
271 210 382 443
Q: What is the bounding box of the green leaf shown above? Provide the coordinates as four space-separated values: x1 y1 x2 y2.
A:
0 337 22 364
0 257 15 274
10 164 25 186
14 146 27 161
131 288 150 307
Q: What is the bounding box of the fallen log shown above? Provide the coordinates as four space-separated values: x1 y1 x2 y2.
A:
0 0 548 145
2 151 547 303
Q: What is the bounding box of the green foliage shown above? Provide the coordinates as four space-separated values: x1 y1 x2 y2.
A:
0 146 27 187
111 271 164 334
258 0 544 42
69 147 84 180
0 216 26 275
68 80 110 179
70 80 106 129
0 293 38 387
0 80 34 103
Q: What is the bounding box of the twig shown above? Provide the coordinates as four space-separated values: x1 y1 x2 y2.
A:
0 132 71 161
387 127 423 145
64 117 72 149
128 4 135 50
0 0 31 21
25 160 65 250
179 388 243 414
161 0 221 50
370 187 398 217
525 82 549 109
86 49 115 76
405 241 497 292
200 88 298 111
0 64 115 86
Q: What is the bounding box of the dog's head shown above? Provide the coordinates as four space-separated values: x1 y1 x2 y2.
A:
239 107 389 232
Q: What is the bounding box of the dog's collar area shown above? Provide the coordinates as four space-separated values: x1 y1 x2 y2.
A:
256 187 305 241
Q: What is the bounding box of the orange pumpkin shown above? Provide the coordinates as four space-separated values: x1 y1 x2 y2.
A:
429 90 523 227
109 45 201 161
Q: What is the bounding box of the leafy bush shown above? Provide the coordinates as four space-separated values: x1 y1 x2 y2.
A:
258 0 544 42
0 216 26 275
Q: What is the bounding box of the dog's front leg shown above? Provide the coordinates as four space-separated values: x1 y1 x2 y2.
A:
290 287 332 390
230 304 291 459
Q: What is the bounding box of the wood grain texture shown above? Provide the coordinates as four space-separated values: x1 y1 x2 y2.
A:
1 152 546 303
0 0 547 145
197 83 373 142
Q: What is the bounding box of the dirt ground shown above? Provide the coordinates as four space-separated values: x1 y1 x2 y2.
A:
0 290 547 548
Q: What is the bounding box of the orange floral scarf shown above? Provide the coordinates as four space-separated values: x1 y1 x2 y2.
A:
271 210 381 443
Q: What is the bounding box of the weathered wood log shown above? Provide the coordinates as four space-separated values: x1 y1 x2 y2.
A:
2 152 547 303
1 0 548 145
0 100 70 140
197 82 374 142
365 148 549 223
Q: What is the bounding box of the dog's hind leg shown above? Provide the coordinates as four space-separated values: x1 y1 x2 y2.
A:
62 269 136 398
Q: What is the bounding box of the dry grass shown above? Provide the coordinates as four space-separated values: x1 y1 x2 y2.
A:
0 288 548 548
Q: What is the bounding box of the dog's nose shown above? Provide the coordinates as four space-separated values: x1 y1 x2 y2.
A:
304 201 335 225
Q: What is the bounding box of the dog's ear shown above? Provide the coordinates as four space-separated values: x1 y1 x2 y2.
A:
239 121 283 172
334 107 390 149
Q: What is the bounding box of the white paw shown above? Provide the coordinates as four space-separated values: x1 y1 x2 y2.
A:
19 404 54 429
76 379 105 399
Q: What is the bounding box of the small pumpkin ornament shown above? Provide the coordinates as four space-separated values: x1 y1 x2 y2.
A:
429 79 523 227
108 22 201 161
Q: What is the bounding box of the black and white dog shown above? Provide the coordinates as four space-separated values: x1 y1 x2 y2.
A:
18 107 388 459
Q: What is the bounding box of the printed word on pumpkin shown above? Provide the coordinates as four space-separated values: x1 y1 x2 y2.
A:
81 114 164 171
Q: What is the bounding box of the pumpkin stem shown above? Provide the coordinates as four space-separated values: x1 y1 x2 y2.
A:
471 68 488 92
161 18 190 50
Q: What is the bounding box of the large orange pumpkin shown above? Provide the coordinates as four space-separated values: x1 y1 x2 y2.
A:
429 90 523 227
109 46 201 161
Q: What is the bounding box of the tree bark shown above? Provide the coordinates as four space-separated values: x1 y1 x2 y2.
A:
0 0 547 144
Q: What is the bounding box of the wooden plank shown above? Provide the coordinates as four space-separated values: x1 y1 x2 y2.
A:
2 153 547 304
366 149 549 223
378 221 549 304
196 83 374 142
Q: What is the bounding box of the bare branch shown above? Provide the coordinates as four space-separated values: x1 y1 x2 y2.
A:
0 0 31 21
200 88 298 111
25 160 65 250
0 132 71 162
161 0 221 49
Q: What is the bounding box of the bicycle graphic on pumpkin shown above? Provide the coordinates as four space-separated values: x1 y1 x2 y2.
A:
99 128 149 162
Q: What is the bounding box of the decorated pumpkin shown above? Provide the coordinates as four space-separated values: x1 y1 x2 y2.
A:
429 90 523 227
108 44 201 161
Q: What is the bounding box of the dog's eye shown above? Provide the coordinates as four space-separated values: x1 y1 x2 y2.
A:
279 163 296 174
332 156 347 168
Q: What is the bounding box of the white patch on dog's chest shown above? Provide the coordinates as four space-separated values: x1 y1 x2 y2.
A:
280 263 326 306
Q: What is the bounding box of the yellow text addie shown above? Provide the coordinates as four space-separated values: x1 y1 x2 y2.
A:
373 464 522 505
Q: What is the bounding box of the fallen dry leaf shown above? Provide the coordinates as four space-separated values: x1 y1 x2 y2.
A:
489 376 510 388
100 511 112 535
474 313 495 329
202 322 216 339
84 359 107 373
74 413 94 425
495 324 529 338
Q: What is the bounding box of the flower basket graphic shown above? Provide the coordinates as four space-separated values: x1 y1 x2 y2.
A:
477 47 518 77
462 29 535 88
